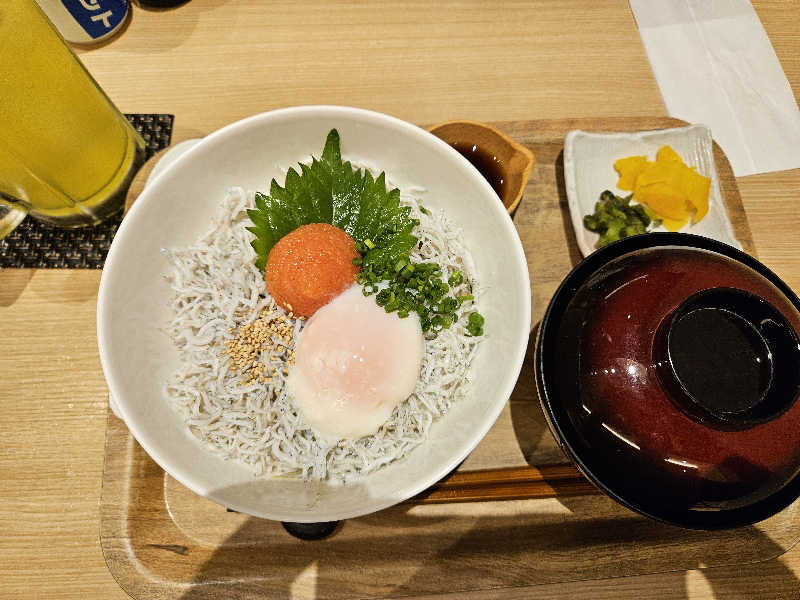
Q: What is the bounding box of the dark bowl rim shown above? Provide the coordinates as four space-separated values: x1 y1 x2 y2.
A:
536 232 800 530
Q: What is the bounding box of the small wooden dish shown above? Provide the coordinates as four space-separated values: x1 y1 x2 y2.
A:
428 120 535 214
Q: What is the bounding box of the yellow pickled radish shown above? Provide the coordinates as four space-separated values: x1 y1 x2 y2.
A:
634 181 689 221
660 214 691 231
681 167 711 222
656 145 682 163
614 145 710 227
614 155 648 191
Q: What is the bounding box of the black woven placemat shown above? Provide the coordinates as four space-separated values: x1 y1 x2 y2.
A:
0 114 173 269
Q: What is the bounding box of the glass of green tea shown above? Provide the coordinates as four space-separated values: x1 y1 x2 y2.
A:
0 0 145 239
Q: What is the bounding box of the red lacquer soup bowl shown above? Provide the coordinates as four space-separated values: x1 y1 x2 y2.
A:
536 233 800 529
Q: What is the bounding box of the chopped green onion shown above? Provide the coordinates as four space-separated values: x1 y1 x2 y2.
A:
394 258 408 273
437 297 458 314
448 270 464 286
467 312 485 336
354 230 484 337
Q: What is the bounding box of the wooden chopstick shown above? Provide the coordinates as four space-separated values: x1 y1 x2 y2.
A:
410 464 599 504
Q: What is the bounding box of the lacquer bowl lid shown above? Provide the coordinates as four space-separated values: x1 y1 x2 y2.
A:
536 233 800 529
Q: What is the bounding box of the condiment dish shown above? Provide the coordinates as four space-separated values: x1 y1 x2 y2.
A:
428 120 535 214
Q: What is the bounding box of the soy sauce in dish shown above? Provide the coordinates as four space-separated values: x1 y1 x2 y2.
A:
451 142 506 200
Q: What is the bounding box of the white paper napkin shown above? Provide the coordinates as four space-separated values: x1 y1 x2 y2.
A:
629 0 800 176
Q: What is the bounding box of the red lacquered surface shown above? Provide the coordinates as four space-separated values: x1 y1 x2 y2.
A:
558 247 800 511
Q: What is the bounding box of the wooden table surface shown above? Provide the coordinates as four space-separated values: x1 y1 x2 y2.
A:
2 1 799 598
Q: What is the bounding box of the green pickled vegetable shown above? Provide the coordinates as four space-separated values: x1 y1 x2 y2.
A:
583 190 661 248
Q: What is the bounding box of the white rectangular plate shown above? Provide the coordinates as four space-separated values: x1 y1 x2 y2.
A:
563 124 741 257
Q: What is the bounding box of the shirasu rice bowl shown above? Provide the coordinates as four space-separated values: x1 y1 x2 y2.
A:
164 184 483 482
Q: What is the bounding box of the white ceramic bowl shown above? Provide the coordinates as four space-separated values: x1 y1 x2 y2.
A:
97 106 531 522
564 125 741 257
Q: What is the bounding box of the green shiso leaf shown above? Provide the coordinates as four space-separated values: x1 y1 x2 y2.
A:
246 129 414 269
301 160 333 224
321 128 342 169
331 161 366 234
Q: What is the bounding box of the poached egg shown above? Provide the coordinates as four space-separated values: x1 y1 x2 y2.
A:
287 285 425 440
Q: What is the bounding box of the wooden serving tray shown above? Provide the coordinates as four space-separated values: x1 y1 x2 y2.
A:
101 117 797 600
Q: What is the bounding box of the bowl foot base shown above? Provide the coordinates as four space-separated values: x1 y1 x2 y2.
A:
281 520 340 540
